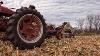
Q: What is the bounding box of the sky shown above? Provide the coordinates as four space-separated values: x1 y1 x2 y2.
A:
2 0 100 27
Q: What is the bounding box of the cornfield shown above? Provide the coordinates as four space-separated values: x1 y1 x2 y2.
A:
0 32 100 56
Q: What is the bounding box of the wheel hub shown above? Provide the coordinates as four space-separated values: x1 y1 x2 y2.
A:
17 14 43 43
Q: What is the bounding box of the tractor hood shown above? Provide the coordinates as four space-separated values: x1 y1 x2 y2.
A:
0 6 14 16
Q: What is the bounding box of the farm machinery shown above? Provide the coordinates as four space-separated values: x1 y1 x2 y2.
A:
0 4 74 49
0 5 47 49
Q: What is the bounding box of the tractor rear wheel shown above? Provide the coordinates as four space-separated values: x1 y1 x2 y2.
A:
6 5 46 49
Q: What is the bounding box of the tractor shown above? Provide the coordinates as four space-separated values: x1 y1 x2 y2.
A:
0 3 75 49
0 5 46 49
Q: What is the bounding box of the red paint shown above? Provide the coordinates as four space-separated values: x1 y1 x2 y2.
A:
0 6 14 31
0 6 14 16
18 15 41 41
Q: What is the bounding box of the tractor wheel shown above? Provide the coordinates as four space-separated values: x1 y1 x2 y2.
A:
6 5 46 49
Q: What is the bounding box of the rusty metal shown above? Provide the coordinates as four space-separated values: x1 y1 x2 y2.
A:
0 6 14 31
17 14 43 43
0 16 8 31
0 6 14 16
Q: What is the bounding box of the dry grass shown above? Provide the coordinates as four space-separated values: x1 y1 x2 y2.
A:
0 32 100 56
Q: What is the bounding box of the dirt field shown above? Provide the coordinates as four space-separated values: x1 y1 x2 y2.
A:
0 32 100 56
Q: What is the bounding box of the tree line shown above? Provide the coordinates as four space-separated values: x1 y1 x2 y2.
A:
76 14 100 35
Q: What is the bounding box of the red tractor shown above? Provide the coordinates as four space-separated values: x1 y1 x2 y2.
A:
0 5 47 49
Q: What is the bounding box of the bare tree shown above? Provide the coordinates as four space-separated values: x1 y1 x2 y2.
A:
93 15 100 31
87 14 94 32
98 22 100 31
77 18 84 30
97 15 100 32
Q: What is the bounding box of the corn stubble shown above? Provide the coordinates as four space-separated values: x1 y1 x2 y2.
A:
0 32 100 56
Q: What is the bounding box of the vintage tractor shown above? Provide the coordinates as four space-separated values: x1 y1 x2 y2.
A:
0 5 46 49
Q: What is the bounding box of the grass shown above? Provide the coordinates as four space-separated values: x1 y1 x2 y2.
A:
0 32 100 56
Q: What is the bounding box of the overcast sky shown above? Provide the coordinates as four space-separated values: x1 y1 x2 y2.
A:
2 0 100 27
